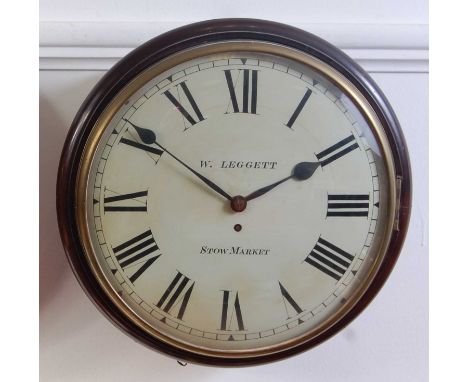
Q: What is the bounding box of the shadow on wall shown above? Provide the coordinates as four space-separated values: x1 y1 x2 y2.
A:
39 94 71 311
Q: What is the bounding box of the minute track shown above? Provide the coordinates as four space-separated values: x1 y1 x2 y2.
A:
94 55 381 342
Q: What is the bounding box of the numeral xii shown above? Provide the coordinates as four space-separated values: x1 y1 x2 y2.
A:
224 69 258 114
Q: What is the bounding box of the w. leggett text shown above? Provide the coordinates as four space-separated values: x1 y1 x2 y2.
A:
200 160 278 169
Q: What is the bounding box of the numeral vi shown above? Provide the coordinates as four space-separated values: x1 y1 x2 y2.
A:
220 290 245 331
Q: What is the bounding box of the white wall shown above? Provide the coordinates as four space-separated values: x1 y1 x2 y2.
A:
40 1 428 381
40 0 428 24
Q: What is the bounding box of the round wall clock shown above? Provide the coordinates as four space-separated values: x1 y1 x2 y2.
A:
57 19 411 366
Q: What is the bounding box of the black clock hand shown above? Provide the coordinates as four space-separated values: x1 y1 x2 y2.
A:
245 161 320 202
123 119 232 201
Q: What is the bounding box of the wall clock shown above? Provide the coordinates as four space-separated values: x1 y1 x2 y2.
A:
57 19 411 366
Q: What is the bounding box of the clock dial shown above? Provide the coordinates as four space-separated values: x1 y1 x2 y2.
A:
79 45 393 355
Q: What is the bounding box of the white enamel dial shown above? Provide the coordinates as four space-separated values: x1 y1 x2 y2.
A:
82 46 392 354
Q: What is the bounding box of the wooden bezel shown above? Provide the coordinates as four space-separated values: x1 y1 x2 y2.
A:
56 19 411 366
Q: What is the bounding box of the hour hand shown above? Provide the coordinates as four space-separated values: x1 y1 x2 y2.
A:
245 161 320 202
123 119 232 201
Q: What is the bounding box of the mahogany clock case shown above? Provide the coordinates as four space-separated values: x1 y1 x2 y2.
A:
56 19 411 366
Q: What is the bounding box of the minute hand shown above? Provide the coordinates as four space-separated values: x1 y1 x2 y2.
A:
124 119 232 201
245 161 320 202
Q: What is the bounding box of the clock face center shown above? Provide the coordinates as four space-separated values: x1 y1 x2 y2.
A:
230 195 247 212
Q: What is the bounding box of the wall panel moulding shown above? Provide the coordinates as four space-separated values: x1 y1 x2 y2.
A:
39 21 428 73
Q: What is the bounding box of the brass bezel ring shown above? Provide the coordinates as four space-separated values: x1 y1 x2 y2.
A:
75 41 396 360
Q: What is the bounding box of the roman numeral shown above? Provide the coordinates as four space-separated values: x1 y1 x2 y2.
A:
156 271 195 320
103 190 148 212
327 194 370 217
112 229 160 283
119 137 163 156
164 82 205 128
220 290 245 331
286 88 312 128
316 135 359 166
224 69 258 114
305 237 354 281
278 282 303 318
